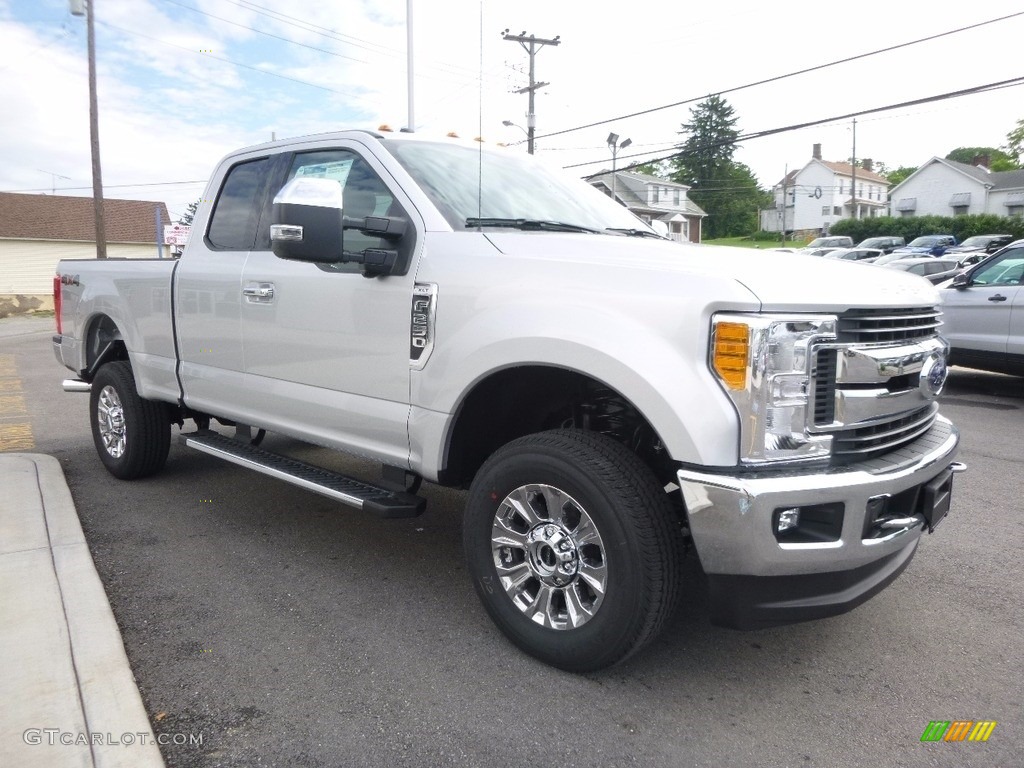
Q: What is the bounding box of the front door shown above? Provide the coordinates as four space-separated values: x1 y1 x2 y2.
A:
238 145 419 467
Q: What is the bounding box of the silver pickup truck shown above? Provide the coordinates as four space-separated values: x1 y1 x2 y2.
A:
53 129 963 671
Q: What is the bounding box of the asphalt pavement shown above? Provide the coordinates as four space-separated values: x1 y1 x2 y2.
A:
2 313 1022 768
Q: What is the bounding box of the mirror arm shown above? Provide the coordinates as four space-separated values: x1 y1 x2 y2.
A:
342 215 407 240
340 248 399 278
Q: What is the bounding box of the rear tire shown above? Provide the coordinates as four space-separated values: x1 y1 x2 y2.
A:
89 361 170 480
464 429 684 672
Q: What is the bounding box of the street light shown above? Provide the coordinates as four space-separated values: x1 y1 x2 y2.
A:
502 120 530 145
69 0 107 258
607 133 632 205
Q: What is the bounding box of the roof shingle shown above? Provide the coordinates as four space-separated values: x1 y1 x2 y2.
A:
0 192 170 243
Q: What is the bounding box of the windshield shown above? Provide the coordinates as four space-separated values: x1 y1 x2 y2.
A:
908 237 939 247
382 140 652 233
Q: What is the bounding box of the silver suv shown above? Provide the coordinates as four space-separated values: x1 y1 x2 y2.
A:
940 240 1024 376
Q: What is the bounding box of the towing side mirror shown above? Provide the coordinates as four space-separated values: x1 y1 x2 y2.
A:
270 178 346 264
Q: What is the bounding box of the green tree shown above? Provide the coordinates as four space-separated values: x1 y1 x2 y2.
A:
179 199 201 226
668 95 768 238
944 147 1018 171
884 166 917 186
1005 118 1024 163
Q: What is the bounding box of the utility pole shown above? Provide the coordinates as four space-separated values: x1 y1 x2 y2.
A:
502 30 560 154
70 0 107 258
405 0 414 132
780 164 787 244
850 117 857 222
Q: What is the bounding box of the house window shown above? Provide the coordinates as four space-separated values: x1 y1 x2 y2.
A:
822 206 830 216
833 206 842 215
674 190 680 206
952 206 969 216
838 180 844 194
1006 206 1022 218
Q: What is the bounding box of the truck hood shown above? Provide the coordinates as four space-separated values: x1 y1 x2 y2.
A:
483 233 940 311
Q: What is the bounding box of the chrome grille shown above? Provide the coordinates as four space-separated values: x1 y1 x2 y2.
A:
831 404 938 460
836 306 942 344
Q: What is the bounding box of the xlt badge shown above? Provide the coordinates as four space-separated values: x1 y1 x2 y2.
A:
410 283 437 369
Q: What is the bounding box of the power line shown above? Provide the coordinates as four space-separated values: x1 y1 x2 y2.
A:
566 75 1024 171
97 20 373 102
538 11 1024 141
4 180 207 194
203 0 507 84
160 0 371 64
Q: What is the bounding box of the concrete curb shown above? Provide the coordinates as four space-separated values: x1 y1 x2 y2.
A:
0 454 164 768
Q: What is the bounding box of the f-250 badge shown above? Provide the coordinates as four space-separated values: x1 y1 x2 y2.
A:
410 283 437 368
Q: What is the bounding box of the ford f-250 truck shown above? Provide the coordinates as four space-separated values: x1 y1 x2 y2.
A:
53 129 964 671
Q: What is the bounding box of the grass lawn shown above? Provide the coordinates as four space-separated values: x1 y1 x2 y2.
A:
705 236 806 249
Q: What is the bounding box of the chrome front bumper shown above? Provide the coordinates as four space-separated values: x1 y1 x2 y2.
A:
677 416 961 628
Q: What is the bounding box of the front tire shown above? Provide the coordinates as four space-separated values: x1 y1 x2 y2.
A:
89 360 170 480
464 430 684 672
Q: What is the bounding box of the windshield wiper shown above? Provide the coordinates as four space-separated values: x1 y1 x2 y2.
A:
465 217 599 233
605 227 665 239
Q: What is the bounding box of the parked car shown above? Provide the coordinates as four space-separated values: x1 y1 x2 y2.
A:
891 235 958 258
944 234 1013 257
856 236 905 254
883 257 961 284
939 240 1024 376
867 251 925 266
806 235 853 249
824 247 884 262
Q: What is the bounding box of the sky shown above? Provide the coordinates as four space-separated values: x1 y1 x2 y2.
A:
1 0 1022 224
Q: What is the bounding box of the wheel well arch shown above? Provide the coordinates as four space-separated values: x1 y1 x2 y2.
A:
83 313 128 378
439 365 673 488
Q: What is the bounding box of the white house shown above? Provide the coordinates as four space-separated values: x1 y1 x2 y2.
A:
0 192 170 316
888 156 1024 219
588 171 707 243
760 144 890 234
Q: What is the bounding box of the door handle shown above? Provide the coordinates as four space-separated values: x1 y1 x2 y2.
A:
987 294 1007 302
242 282 275 301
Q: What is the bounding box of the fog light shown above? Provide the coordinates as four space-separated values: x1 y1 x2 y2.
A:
776 508 800 533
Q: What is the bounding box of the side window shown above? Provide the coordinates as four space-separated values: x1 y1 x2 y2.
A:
286 150 402 270
207 158 270 250
972 249 1024 286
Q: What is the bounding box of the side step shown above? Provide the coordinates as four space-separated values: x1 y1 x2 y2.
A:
181 431 426 518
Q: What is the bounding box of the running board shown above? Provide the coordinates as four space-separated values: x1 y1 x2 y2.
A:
181 431 426 518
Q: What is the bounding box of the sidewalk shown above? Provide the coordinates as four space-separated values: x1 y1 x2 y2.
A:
0 453 164 768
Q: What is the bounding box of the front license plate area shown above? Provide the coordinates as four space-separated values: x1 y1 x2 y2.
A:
919 468 954 533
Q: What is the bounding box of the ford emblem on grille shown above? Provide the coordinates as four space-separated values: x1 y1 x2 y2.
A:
919 354 948 399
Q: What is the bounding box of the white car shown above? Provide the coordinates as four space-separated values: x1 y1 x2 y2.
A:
940 240 1024 376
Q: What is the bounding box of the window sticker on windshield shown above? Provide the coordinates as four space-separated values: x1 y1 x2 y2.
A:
295 160 354 185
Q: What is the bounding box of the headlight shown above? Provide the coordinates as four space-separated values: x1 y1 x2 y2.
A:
711 313 837 464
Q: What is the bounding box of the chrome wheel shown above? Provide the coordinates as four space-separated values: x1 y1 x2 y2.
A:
96 384 126 458
491 483 608 630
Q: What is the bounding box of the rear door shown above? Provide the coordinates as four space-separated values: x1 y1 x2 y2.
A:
175 152 274 416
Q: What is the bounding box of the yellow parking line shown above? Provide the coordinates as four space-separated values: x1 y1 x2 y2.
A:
0 354 35 450
0 423 34 451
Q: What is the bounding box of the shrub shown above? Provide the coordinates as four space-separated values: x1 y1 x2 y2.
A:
829 214 1024 243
